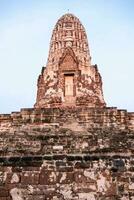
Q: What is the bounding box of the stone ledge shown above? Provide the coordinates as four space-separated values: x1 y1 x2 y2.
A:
1 106 133 130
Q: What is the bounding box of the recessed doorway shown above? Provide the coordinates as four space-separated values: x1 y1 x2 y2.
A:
64 74 74 97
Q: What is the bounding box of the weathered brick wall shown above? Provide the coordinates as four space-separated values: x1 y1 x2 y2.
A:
0 155 134 199
0 125 134 156
0 107 134 131
0 107 134 199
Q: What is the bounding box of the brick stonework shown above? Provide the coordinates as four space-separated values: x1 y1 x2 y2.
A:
35 14 106 108
0 14 134 199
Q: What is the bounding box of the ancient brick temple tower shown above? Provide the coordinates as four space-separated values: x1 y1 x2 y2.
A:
35 13 106 108
0 13 134 200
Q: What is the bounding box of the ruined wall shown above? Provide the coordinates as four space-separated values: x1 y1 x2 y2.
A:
0 107 134 131
0 155 134 200
0 107 134 199
0 118 134 156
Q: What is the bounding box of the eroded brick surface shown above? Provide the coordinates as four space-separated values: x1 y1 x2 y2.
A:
0 156 134 199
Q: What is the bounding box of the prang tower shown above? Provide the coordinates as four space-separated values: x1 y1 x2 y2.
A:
35 14 106 108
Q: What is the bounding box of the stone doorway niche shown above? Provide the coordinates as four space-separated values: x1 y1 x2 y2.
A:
64 73 76 105
65 74 74 96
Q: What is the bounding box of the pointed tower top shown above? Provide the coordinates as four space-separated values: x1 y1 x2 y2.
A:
47 13 91 68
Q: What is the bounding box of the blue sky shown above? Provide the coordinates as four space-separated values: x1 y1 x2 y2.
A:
0 0 134 113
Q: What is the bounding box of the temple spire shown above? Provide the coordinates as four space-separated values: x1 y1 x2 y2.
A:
35 13 106 108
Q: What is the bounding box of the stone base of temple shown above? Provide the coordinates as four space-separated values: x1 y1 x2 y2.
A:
0 107 134 131
0 107 134 199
